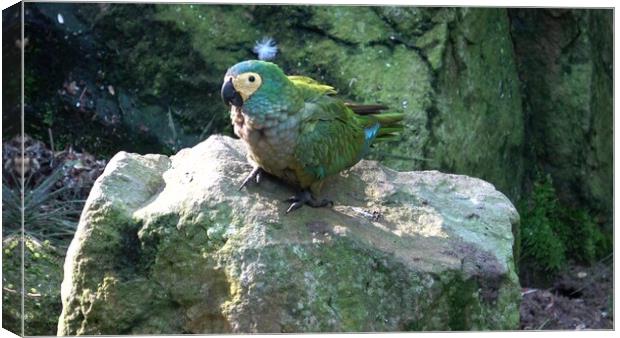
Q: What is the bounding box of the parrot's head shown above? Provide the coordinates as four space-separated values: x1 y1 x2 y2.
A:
221 60 302 121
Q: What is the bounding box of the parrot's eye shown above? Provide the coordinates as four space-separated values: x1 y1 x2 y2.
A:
232 72 262 101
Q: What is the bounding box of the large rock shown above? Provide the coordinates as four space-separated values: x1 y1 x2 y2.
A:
58 135 520 334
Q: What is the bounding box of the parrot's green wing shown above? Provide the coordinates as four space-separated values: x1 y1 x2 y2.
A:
288 75 337 101
293 98 366 183
289 74 405 186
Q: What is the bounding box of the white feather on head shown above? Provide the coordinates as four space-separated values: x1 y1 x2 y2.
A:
253 37 278 61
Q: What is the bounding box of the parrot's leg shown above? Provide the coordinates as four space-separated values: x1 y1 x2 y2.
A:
239 167 264 191
285 190 333 213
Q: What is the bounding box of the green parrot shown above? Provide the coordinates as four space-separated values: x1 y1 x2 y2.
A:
221 60 404 213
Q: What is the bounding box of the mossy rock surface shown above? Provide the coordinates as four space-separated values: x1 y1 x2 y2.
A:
58 135 520 334
3 235 64 336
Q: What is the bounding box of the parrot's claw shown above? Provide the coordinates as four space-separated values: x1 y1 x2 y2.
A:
285 190 334 213
239 167 264 191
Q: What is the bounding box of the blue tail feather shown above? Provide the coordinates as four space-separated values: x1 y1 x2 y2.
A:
364 123 381 143
358 123 381 160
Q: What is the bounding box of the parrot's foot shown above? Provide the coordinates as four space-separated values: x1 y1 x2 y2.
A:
239 167 264 191
285 190 334 213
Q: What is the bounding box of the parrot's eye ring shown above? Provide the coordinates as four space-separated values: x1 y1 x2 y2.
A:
232 72 262 102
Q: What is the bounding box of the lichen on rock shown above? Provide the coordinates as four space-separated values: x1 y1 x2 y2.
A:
57 135 520 334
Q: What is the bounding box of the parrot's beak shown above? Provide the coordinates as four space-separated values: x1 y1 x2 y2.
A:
221 78 244 107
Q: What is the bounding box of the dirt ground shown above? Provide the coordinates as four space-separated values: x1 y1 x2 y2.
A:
520 260 614 330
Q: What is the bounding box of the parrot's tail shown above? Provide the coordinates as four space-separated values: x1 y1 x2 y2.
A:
346 103 405 142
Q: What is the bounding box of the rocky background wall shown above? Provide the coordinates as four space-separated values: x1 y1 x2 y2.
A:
510 8 613 220
2 3 613 335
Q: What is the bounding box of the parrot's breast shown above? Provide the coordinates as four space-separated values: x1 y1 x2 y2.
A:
231 107 302 185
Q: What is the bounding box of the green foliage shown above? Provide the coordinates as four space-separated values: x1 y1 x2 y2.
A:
2 166 83 247
519 173 566 272
519 172 610 275
1 162 85 335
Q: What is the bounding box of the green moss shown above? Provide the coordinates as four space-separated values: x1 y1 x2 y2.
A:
308 7 389 44
155 4 259 62
415 22 448 71
407 270 519 331
71 275 177 335
430 8 524 201
2 235 64 336
445 276 481 330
